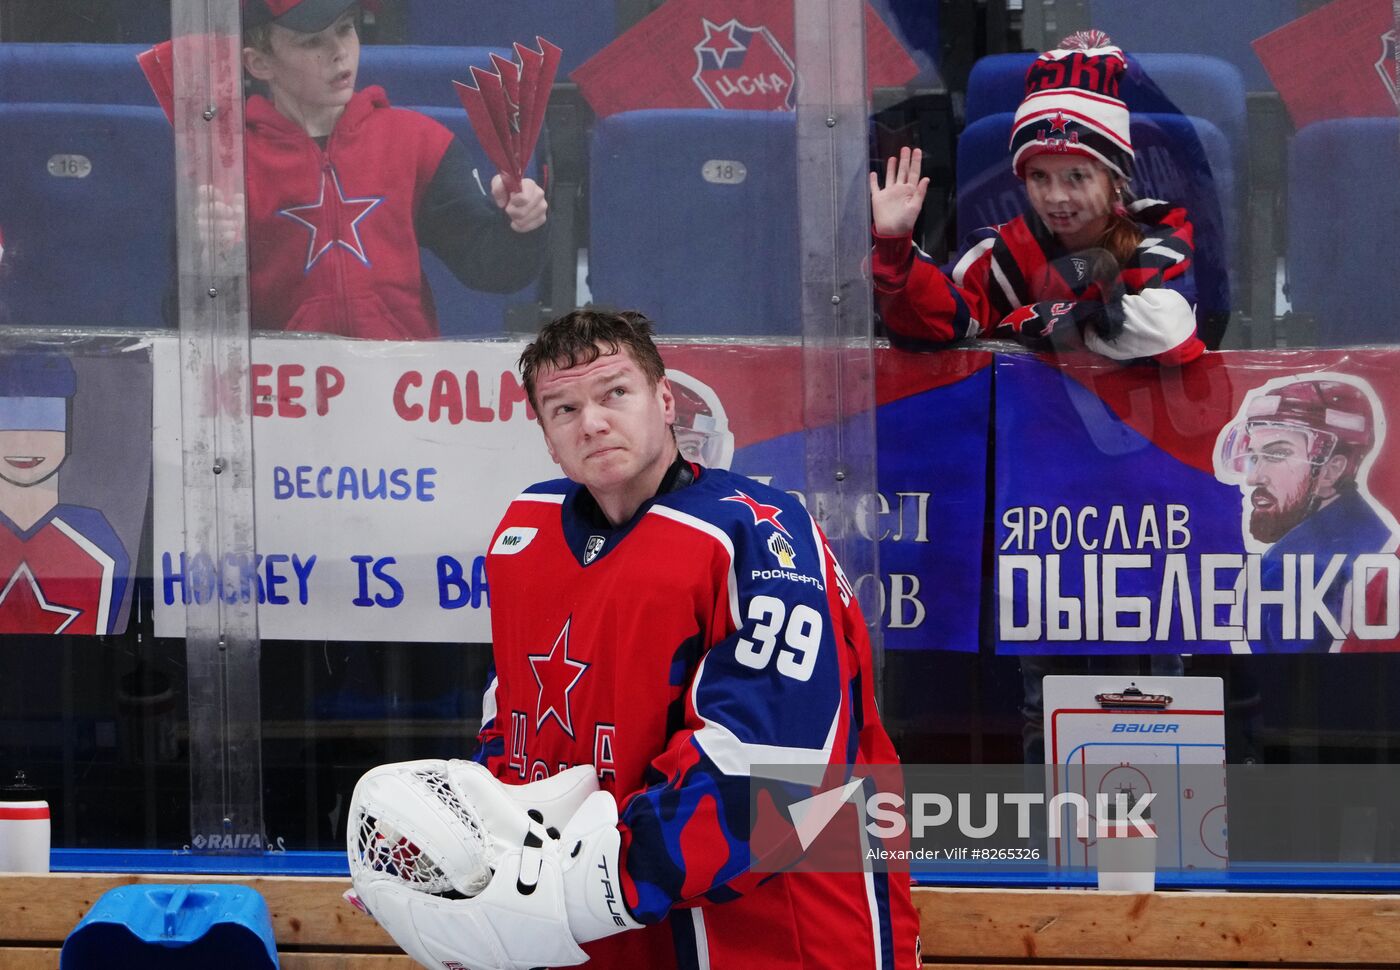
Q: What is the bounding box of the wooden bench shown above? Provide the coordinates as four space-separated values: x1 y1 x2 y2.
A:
4 874 1400 968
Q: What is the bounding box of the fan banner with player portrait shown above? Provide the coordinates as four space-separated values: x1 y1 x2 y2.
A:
0 343 150 638
570 0 919 117
664 345 993 652
150 338 988 647
993 350 1400 655
869 350 990 651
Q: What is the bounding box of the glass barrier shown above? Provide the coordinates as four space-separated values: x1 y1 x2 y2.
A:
0 0 1397 896
869 0 1400 889
0 0 886 860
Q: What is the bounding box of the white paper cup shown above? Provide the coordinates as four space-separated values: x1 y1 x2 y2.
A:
1097 820 1156 892
0 800 51 873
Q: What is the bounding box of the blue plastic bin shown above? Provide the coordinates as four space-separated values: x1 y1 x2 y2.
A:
60 884 279 969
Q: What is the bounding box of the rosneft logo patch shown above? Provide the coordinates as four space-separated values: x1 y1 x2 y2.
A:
767 531 796 568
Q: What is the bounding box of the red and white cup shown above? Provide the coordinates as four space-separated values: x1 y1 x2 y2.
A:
0 800 51 873
1096 817 1156 892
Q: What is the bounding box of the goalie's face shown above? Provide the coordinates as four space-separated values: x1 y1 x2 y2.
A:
535 347 678 524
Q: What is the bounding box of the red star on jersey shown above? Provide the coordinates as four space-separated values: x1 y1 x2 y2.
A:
277 166 384 272
722 490 791 536
696 18 747 66
1048 111 1070 134
0 562 80 634
529 617 590 739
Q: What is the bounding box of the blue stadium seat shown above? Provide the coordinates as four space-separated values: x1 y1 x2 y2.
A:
0 104 174 329
1287 118 1400 345
407 106 544 337
589 109 798 337
955 111 1232 324
357 45 511 109
0 44 154 106
404 0 615 75
1086 0 1298 93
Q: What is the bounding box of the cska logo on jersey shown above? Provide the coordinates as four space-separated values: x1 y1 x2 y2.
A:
692 17 798 111
1378 30 1399 107
583 534 606 564
528 617 590 738
1070 256 1088 281
723 489 791 536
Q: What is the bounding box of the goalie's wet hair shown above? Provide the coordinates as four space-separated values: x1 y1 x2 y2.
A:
520 309 667 412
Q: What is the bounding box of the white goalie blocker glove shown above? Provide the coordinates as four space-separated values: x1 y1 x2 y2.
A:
347 759 639 970
505 762 601 833
555 784 645 945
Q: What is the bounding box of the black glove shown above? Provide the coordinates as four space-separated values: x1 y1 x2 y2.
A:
995 300 1105 344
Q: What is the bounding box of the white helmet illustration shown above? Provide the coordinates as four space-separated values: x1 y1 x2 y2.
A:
668 368 734 470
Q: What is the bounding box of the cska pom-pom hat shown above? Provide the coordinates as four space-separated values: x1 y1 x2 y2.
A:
1010 29 1134 181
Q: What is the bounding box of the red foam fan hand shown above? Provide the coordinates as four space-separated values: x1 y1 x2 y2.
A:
454 37 562 196
489 51 524 165
467 64 520 190
137 40 176 124
137 36 241 134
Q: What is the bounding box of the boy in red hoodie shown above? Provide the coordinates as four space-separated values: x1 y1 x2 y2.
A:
229 0 547 338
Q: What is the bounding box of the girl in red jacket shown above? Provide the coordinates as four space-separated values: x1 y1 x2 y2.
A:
870 31 1205 366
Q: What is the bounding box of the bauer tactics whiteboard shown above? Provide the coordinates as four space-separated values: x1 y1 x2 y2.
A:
1043 675 1226 870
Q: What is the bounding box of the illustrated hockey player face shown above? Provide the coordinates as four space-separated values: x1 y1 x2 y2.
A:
535 347 678 521
1023 154 1118 251
244 8 360 128
1241 425 1326 544
668 369 734 470
0 429 68 487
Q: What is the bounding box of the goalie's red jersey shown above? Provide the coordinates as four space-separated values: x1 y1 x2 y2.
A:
476 462 919 969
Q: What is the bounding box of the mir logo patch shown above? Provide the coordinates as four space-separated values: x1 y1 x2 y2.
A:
491 527 537 555
584 535 606 565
